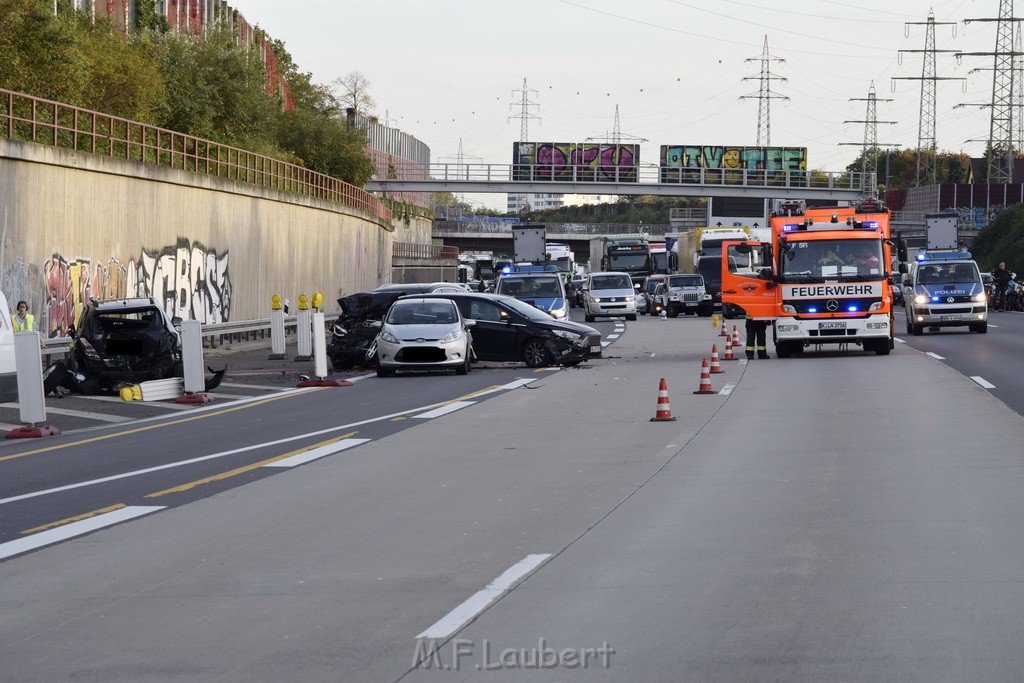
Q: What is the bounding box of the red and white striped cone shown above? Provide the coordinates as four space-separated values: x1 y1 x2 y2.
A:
709 344 724 373
650 377 678 421
722 334 737 361
693 358 716 395
720 318 730 336
732 325 741 347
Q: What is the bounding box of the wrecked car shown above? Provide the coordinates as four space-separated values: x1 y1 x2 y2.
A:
410 292 602 367
43 298 223 396
328 291 403 370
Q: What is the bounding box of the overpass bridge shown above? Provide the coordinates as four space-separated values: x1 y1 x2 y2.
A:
367 163 874 201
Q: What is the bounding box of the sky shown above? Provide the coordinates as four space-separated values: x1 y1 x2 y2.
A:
240 0 1010 210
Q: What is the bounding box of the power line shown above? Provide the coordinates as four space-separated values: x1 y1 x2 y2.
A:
840 81 898 188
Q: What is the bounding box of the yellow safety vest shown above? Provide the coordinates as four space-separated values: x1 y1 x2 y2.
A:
13 313 34 332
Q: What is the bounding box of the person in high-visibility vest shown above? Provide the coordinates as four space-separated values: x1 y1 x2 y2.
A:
744 311 769 360
13 300 35 332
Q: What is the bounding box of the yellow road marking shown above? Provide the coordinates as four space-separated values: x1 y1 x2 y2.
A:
0 390 323 463
144 432 357 498
21 503 127 535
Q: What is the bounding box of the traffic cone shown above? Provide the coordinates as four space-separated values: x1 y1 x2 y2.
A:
720 318 730 336
732 325 741 348
693 358 716 395
709 344 724 373
723 334 737 360
650 377 677 421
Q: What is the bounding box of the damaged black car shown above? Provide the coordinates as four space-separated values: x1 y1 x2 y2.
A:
328 291 403 370
411 292 602 367
44 298 223 395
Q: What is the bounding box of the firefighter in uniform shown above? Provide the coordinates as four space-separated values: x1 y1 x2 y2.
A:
744 311 770 360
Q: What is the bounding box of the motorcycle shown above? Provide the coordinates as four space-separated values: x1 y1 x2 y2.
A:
1005 279 1023 312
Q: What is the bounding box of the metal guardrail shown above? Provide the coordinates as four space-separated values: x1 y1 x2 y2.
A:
40 313 340 360
0 88 390 222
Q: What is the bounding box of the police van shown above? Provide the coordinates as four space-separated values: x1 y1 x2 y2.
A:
494 264 570 320
901 250 988 335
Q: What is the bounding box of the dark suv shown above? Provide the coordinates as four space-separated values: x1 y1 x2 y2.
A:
63 298 182 392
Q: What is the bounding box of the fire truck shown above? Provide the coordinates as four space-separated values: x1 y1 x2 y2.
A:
720 198 895 357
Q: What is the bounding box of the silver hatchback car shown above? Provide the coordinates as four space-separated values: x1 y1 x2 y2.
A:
372 298 474 377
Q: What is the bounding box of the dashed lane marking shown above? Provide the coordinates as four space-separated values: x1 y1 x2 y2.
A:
0 506 164 561
416 554 552 640
926 352 946 360
971 376 996 389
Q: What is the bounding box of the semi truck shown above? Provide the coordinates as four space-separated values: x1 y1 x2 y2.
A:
545 242 576 285
589 234 652 286
721 197 895 357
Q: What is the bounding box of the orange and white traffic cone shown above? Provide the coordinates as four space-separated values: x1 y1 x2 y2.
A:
723 334 737 361
720 318 730 336
709 344 724 373
732 325 741 348
693 358 716 395
650 377 678 421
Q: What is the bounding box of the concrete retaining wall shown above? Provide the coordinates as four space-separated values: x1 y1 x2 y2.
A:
0 139 426 336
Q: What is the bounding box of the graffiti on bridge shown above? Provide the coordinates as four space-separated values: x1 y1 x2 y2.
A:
42 238 231 336
512 142 639 182
659 145 808 184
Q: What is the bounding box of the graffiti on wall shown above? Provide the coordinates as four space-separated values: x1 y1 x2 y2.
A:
41 238 231 336
659 145 808 184
512 142 639 182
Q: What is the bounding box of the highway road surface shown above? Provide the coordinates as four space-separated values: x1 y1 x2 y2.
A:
2 311 1023 682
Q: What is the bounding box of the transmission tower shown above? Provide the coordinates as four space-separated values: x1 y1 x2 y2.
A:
507 78 541 212
739 36 789 146
586 105 648 146
955 0 1023 183
892 10 964 186
438 139 483 206
840 82 898 191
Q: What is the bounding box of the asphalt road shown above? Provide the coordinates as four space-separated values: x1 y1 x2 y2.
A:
3 312 1024 681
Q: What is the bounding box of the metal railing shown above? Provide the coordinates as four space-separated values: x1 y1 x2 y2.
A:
374 161 874 192
0 88 390 222
393 242 460 259
40 313 340 360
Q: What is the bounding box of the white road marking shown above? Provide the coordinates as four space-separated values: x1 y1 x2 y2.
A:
926 352 946 360
601 341 611 347
720 383 735 395
0 506 165 561
218 381 293 391
66 395 194 410
971 376 996 389
893 337 907 344
0 386 533 506
36 407 130 423
263 438 372 468
416 554 552 639
607 334 620 339
0 422 23 431
414 401 475 419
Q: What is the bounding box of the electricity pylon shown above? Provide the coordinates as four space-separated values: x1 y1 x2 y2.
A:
841 82 898 193
892 10 964 186
740 36 789 146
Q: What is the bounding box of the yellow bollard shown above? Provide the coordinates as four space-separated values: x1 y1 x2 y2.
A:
711 314 720 329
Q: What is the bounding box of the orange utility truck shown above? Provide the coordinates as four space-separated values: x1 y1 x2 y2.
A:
720 198 895 357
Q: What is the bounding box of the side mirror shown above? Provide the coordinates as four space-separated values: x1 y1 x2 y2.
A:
464 319 476 328
171 316 183 326
369 320 382 329
898 262 908 274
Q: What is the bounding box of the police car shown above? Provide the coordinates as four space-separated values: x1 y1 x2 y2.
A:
901 250 988 335
493 265 570 320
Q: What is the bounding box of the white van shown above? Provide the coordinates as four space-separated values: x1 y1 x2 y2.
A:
0 292 17 402
583 271 638 322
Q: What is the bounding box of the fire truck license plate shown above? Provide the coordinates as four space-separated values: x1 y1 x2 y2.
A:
818 321 846 330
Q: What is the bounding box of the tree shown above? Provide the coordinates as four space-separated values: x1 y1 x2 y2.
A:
332 70 375 117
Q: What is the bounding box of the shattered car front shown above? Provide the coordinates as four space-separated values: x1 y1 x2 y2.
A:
328 292 402 370
67 298 182 392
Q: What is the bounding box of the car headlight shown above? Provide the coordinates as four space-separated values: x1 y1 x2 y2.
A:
440 329 463 344
914 294 927 305
593 297 603 302
781 304 797 314
381 331 400 343
551 309 567 319
974 292 987 302
868 301 883 311
552 329 581 340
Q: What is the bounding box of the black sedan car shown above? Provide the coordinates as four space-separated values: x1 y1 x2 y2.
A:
413 292 602 367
